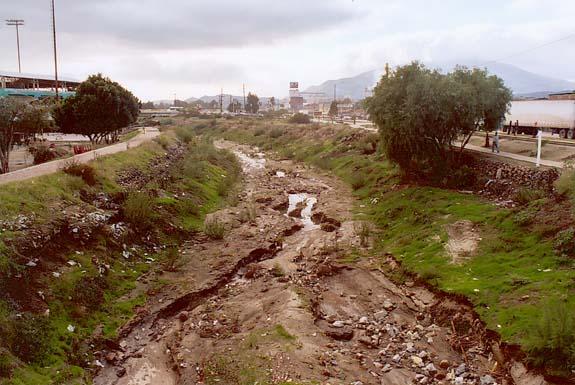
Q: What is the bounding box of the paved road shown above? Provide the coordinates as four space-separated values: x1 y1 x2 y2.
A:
463 143 564 168
0 128 160 185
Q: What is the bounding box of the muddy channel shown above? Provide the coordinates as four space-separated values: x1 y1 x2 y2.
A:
93 140 544 385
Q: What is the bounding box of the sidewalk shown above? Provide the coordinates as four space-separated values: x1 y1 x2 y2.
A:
464 143 564 169
0 127 160 185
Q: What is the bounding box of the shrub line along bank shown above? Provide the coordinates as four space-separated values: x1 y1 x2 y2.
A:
0 125 240 384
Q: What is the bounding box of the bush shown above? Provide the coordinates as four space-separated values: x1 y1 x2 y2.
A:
350 173 368 191
28 143 57 164
356 133 379 155
354 221 371 247
513 188 546 206
0 351 14 378
176 199 200 217
513 208 537 227
554 228 575 257
123 192 155 230
204 216 226 239
555 168 575 198
72 276 108 311
524 299 575 372
11 313 51 364
175 126 194 144
288 113 311 124
447 165 476 189
62 161 98 185
269 128 285 138
254 128 266 136
155 135 171 149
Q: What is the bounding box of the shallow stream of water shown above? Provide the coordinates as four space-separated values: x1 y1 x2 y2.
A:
287 193 320 231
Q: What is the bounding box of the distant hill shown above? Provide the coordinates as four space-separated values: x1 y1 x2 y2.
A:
304 62 575 100
304 70 380 101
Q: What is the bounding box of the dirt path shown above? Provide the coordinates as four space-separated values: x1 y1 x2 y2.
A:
92 140 544 385
0 128 160 185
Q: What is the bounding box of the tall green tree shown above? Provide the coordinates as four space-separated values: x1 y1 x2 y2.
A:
52 74 140 144
365 62 511 177
0 98 50 174
449 66 512 154
328 101 339 117
245 93 260 114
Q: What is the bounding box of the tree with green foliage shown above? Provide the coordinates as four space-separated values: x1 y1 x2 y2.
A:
365 62 511 177
449 66 512 154
0 98 50 174
328 101 339 118
246 93 260 114
227 100 241 113
52 74 140 144
269 96 276 111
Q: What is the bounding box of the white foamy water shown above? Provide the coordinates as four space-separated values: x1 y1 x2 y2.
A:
288 193 320 231
233 150 266 171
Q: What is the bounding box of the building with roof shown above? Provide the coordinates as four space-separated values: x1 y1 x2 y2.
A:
0 70 81 99
549 91 575 101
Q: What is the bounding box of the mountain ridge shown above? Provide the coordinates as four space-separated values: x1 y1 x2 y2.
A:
303 62 575 100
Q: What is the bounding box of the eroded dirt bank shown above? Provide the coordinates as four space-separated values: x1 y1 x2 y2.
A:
93 141 545 385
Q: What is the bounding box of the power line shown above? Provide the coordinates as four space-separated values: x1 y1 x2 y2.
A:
482 32 575 65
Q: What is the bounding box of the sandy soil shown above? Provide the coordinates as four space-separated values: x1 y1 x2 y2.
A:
445 221 482 265
92 140 545 385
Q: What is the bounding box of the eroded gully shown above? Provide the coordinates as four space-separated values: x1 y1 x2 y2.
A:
93 140 546 385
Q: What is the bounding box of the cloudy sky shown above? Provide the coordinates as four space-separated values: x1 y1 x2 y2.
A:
1 0 575 100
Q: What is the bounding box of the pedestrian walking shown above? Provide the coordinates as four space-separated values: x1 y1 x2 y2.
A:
492 131 500 153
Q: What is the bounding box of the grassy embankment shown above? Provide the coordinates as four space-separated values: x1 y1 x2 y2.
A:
188 116 575 374
0 125 240 384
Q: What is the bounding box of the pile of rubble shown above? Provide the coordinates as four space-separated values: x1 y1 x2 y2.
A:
116 143 187 190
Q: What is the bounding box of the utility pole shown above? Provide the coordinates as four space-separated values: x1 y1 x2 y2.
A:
243 84 246 112
333 84 336 102
5 19 24 73
229 95 232 112
220 88 223 113
50 0 59 99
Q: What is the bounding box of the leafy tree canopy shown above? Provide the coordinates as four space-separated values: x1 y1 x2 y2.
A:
52 74 140 143
328 101 339 117
365 62 511 177
246 93 259 114
0 98 50 173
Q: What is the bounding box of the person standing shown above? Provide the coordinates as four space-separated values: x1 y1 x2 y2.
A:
508 120 513 134
514 120 519 135
492 131 500 153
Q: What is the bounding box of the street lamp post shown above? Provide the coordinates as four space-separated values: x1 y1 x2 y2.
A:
5 19 24 73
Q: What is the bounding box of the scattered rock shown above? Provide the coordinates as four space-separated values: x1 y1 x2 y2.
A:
324 327 354 341
115 367 126 377
178 311 189 322
480 374 495 385
410 355 424 367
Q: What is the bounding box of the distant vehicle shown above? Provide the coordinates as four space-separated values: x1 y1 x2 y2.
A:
506 100 575 138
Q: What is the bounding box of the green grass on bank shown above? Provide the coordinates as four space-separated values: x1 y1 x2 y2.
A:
192 116 575 375
0 126 241 384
